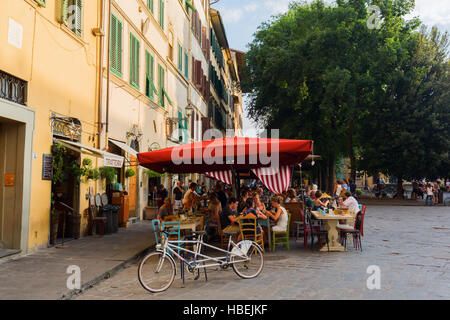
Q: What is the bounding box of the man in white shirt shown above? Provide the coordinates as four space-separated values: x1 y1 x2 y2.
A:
339 191 360 213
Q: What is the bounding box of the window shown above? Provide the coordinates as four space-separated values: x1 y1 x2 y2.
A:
158 64 165 107
145 51 157 100
147 0 154 14
129 33 140 89
61 0 83 37
35 0 46 7
159 0 164 29
184 52 189 79
110 14 122 77
178 44 183 73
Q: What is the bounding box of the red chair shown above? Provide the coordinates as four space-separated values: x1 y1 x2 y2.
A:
299 209 322 249
339 207 366 251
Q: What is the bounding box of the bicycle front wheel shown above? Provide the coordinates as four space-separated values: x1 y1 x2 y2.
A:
232 241 264 279
138 252 175 293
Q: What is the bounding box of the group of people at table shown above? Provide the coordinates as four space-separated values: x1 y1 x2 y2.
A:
155 182 289 242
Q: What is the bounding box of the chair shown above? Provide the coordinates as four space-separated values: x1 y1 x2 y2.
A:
151 219 162 245
306 211 329 252
238 216 265 253
87 206 106 237
162 221 185 255
339 211 364 251
272 212 291 251
299 209 320 249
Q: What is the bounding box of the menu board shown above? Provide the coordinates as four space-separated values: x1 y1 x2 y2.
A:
42 154 53 181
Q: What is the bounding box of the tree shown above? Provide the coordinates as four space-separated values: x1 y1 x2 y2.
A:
358 26 450 196
242 0 419 192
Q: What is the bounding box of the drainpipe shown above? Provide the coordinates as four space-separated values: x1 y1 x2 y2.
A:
105 0 112 149
97 0 106 149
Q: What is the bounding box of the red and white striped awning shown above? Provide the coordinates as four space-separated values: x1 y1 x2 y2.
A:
205 166 292 195
205 170 233 186
251 166 291 195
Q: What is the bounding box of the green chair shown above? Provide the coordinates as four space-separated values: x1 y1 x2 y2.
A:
272 212 291 251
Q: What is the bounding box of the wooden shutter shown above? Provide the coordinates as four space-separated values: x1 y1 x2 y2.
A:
75 0 82 36
202 27 207 52
148 0 154 13
110 15 122 76
130 34 140 89
202 117 210 135
191 111 195 139
158 64 164 107
159 0 164 29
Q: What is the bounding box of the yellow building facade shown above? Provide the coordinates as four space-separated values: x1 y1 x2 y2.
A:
0 0 104 253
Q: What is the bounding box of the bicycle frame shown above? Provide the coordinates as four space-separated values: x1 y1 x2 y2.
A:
156 233 252 272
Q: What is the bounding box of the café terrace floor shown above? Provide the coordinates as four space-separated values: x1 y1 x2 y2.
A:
75 205 450 300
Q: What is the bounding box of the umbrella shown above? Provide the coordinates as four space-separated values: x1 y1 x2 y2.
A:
137 137 312 174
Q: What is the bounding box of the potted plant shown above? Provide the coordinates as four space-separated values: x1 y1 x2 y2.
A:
99 166 117 186
49 193 60 245
125 168 136 178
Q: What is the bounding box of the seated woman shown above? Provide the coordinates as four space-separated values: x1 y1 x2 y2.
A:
264 196 289 232
241 197 267 235
285 189 298 203
158 197 173 221
254 194 266 212
338 191 360 227
313 191 329 211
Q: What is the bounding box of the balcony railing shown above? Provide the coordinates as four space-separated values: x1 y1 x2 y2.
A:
0 70 27 106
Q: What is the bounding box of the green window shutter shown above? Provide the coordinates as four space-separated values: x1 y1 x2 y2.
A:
145 51 157 99
61 0 69 24
158 64 164 107
35 0 46 7
159 0 164 29
110 14 122 76
117 19 122 75
75 0 82 36
147 0 154 14
178 111 183 129
130 33 140 89
184 52 189 79
178 44 183 72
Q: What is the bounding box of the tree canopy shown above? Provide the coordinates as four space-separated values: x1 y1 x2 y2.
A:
242 0 450 192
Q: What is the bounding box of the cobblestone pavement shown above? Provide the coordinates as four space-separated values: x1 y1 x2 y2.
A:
75 206 450 300
0 221 155 300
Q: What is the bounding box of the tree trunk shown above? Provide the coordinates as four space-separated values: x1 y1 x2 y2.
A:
327 155 335 194
396 176 404 199
320 163 328 192
348 120 357 182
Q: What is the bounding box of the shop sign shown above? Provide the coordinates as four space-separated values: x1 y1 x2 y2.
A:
104 156 124 168
51 117 82 142
4 174 15 187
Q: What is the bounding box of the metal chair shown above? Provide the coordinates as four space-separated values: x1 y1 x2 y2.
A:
162 221 185 255
306 211 329 252
151 219 162 245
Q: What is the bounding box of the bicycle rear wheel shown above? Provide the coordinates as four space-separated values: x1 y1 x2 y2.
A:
232 241 264 279
138 252 175 293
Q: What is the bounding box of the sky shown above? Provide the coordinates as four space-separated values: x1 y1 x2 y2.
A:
210 0 450 135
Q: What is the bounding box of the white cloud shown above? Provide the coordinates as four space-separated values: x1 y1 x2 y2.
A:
264 0 291 15
220 1 259 23
411 0 450 27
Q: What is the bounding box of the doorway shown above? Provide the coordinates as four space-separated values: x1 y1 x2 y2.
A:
0 119 25 256
50 143 80 245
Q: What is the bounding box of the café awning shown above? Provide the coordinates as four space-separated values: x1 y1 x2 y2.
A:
54 139 124 168
108 139 138 158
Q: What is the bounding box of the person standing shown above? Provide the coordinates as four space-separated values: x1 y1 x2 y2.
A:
425 183 434 206
173 181 184 211
156 184 168 211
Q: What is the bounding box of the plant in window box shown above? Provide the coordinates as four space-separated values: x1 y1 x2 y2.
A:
125 168 136 178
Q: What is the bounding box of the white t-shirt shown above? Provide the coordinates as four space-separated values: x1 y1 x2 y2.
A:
273 206 288 232
335 185 342 197
343 196 359 213
426 187 433 196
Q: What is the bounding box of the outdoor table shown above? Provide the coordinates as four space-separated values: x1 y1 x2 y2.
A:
258 218 272 252
180 218 201 232
311 211 354 252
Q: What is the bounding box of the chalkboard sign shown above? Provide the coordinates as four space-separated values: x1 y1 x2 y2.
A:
42 154 53 181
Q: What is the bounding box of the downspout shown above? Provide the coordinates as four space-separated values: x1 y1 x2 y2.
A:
105 0 112 149
97 0 106 149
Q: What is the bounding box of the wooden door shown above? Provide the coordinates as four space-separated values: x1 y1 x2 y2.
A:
128 156 138 218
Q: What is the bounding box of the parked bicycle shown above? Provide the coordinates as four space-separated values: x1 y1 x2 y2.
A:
138 229 264 293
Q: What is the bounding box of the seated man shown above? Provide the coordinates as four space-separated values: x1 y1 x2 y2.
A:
158 197 173 220
220 197 240 234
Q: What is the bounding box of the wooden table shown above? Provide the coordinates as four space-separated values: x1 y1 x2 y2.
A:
311 211 353 252
180 218 201 232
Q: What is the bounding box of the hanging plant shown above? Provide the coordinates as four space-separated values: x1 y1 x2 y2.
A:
125 168 136 178
67 160 83 183
99 166 117 185
143 169 167 178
